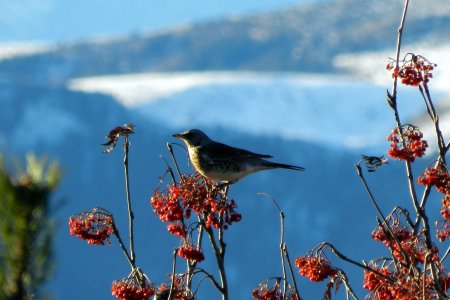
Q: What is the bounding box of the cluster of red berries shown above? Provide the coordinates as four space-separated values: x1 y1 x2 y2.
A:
203 197 242 229
156 274 194 300
417 165 450 193
436 197 450 241
363 265 393 300
252 279 300 300
151 173 242 266
441 198 450 222
177 245 205 262
151 173 242 231
366 214 449 298
68 208 114 245
151 185 184 223
363 261 450 300
372 222 412 244
436 220 450 242
295 256 337 282
387 53 436 86
416 164 450 241
387 125 428 162
167 223 187 238
372 217 438 266
111 275 155 300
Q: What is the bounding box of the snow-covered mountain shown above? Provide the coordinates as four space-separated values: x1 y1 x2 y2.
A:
1 0 450 84
68 71 428 151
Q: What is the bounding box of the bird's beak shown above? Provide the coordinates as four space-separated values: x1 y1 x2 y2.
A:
172 133 184 139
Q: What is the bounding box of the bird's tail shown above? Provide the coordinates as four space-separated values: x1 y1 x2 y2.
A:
264 161 305 171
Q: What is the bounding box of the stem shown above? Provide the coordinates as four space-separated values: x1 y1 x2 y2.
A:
280 217 287 294
167 142 183 181
203 184 229 300
337 271 359 300
123 135 135 265
320 242 395 283
258 192 300 298
187 219 205 290
195 268 223 292
218 186 229 300
204 226 228 300
388 1 421 213
387 0 409 109
441 246 450 263
168 248 178 300
283 246 300 299
419 84 447 163
355 164 411 266
198 185 229 299
112 221 135 270
355 164 389 224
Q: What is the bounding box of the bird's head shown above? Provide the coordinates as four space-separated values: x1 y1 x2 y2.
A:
172 129 211 147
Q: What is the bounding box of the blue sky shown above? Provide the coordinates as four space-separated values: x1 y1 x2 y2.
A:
0 0 321 43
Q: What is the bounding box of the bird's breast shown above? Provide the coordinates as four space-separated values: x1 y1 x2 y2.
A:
188 146 247 182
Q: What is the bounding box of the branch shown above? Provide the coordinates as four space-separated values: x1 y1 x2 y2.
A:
336 270 359 300
258 192 300 298
112 220 135 271
319 242 395 284
419 84 447 164
355 164 412 267
167 142 185 181
194 268 223 293
123 135 135 265
168 248 178 300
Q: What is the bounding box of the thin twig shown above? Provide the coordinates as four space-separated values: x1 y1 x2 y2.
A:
195 268 223 293
258 192 300 298
186 218 205 289
337 270 359 300
258 193 288 293
355 164 411 267
123 135 135 265
283 246 301 299
319 242 395 284
389 206 414 229
355 164 390 223
204 225 228 300
202 185 229 300
167 142 184 181
112 221 135 270
159 154 177 185
441 246 450 263
218 186 229 300
419 84 447 163
168 248 178 300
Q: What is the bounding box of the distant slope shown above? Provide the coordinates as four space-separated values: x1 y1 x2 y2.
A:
1 0 450 84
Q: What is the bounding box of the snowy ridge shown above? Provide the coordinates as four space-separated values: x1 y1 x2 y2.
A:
68 71 423 151
68 72 349 107
0 41 54 60
334 43 450 92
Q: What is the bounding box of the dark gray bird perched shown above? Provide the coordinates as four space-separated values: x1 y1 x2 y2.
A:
172 129 304 184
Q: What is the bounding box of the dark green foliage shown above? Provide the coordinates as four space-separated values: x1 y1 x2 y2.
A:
0 154 61 300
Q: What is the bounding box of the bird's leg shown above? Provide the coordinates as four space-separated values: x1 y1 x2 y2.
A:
216 182 232 192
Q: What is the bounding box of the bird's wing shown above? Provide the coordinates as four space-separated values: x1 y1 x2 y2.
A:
203 142 272 162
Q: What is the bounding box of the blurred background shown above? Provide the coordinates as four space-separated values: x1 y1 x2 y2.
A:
1 0 450 298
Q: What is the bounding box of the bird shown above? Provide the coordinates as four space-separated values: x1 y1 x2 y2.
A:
172 129 304 183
